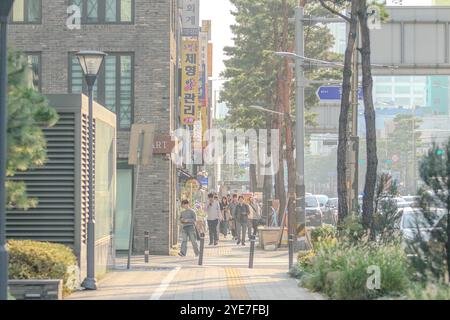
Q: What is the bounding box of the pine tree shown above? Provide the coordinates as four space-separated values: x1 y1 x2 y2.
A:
410 139 450 283
221 0 342 223
6 50 59 209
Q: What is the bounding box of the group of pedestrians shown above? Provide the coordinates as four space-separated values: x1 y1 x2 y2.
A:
227 194 262 246
178 192 263 256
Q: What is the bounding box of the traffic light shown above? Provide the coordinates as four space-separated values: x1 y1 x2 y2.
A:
436 148 445 156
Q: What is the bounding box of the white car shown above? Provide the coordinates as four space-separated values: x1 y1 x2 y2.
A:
305 195 323 227
399 207 446 242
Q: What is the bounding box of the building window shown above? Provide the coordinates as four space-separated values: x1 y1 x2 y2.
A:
69 52 133 129
10 0 41 23
70 0 133 23
26 52 41 91
376 85 392 95
395 86 410 94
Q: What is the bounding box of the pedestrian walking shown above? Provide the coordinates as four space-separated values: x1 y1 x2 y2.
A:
229 194 238 240
214 194 223 240
179 200 200 257
235 195 250 246
219 196 230 237
248 196 262 239
205 193 222 245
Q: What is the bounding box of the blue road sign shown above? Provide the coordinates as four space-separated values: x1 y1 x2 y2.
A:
198 176 208 187
316 86 363 101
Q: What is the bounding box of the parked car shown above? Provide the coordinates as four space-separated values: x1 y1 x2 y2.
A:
323 197 338 225
402 196 420 202
399 207 446 243
305 195 323 227
377 196 410 213
315 195 329 208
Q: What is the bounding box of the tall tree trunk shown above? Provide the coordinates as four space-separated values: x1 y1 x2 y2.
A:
335 2 359 225
274 79 286 224
275 117 286 225
249 163 257 192
273 1 289 226
263 115 273 225
358 0 378 234
280 0 296 236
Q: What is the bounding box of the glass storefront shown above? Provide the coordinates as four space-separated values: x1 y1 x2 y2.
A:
115 166 133 251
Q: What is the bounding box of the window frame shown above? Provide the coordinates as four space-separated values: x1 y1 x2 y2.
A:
68 0 135 25
68 52 135 131
10 0 42 24
25 51 42 91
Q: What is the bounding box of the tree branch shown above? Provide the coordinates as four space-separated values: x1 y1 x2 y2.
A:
318 0 352 23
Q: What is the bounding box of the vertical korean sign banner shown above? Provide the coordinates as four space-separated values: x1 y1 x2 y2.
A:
182 0 200 37
199 31 209 148
181 40 199 126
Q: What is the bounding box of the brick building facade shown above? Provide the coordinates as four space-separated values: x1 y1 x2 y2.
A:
8 0 180 255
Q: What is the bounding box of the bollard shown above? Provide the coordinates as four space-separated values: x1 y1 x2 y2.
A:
144 231 149 263
198 233 205 266
249 235 256 269
288 234 294 270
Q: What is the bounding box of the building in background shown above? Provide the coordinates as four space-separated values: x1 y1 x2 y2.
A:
8 0 181 256
433 0 450 5
328 23 346 55
386 0 432 5
426 76 450 115
373 76 427 109
214 101 229 119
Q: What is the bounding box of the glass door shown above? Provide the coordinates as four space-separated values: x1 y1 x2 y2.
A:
115 167 133 251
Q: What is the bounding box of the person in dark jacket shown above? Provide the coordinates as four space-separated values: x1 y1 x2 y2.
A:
235 196 250 245
219 196 230 237
228 194 238 240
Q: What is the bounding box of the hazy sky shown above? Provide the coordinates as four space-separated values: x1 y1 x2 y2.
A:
200 0 432 91
200 0 235 88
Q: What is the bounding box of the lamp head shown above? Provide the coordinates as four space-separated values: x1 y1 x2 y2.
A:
274 51 298 59
75 51 107 77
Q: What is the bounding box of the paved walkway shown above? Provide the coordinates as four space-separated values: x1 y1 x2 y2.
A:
67 236 323 300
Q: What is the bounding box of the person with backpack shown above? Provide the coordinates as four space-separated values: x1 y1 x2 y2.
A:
235 195 250 246
179 199 200 257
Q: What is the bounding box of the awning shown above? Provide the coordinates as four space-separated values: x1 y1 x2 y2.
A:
177 168 194 182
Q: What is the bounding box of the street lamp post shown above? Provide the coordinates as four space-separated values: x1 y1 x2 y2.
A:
294 6 306 256
76 51 107 290
0 0 15 301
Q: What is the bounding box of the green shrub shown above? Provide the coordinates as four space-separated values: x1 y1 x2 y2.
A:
296 241 411 300
339 214 366 244
407 282 450 300
7 240 78 296
310 224 337 251
7 289 16 300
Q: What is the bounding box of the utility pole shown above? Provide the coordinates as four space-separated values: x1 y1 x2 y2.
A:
0 0 15 300
294 6 306 252
292 8 344 249
411 113 416 194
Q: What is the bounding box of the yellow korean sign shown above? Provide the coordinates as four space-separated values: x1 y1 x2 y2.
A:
181 39 199 125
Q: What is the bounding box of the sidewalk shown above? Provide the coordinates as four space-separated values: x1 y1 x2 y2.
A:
67 236 324 300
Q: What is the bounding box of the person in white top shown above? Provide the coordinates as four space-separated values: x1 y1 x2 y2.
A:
205 193 222 245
